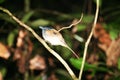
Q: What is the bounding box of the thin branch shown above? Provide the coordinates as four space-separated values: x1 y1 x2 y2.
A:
58 13 83 32
0 7 78 80
78 0 99 80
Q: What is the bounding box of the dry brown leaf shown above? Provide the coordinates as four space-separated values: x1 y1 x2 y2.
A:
106 38 120 66
94 23 112 50
19 30 27 38
87 53 99 64
0 42 10 59
16 37 23 47
48 73 58 80
29 55 46 70
13 29 33 73
93 23 120 66
16 30 27 47
0 72 3 80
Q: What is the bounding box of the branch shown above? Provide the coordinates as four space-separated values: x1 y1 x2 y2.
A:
58 13 83 32
0 7 78 80
78 0 99 80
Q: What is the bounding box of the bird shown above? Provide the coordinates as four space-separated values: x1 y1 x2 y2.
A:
39 26 79 59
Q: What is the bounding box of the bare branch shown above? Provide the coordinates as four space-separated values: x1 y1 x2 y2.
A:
0 7 78 80
78 0 99 80
58 13 83 32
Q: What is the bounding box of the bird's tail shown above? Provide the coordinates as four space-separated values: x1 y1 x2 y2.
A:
65 45 79 59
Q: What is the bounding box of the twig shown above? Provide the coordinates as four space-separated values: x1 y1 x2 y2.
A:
78 0 99 80
58 13 83 32
0 7 78 80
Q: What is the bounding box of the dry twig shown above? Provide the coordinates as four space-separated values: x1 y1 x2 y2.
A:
78 0 99 80
0 7 78 80
58 13 83 32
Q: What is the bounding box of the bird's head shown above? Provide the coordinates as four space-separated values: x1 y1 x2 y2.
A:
39 26 53 30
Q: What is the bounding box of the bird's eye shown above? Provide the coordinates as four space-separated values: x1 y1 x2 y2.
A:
53 31 57 35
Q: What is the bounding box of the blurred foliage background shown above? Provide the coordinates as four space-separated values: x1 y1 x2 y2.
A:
0 0 120 80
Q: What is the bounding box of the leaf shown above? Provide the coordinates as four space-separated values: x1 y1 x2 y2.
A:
0 13 15 24
74 34 84 42
57 14 72 20
55 69 72 80
0 0 5 4
7 29 18 47
0 72 2 80
30 19 54 27
70 58 109 72
82 15 94 23
77 24 87 31
0 68 7 77
21 11 34 23
109 30 118 40
32 75 42 80
0 43 10 59
118 58 120 70
70 58 95 70
29 55 46 70
105 22 120 40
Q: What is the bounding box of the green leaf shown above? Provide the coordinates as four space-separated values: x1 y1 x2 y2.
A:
77 24 87 31
110 76 120 80
30 19 54 27
33 75 42 80
0 0 5 4
109 30 118 40
7 29 18 47
70 58 109 72
118 58 120 70
55 69 72 80
0 68 7 77
21 11 34 23
103 23 119 40
70 58 96 70
82 15 94 23
0 13 15 24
